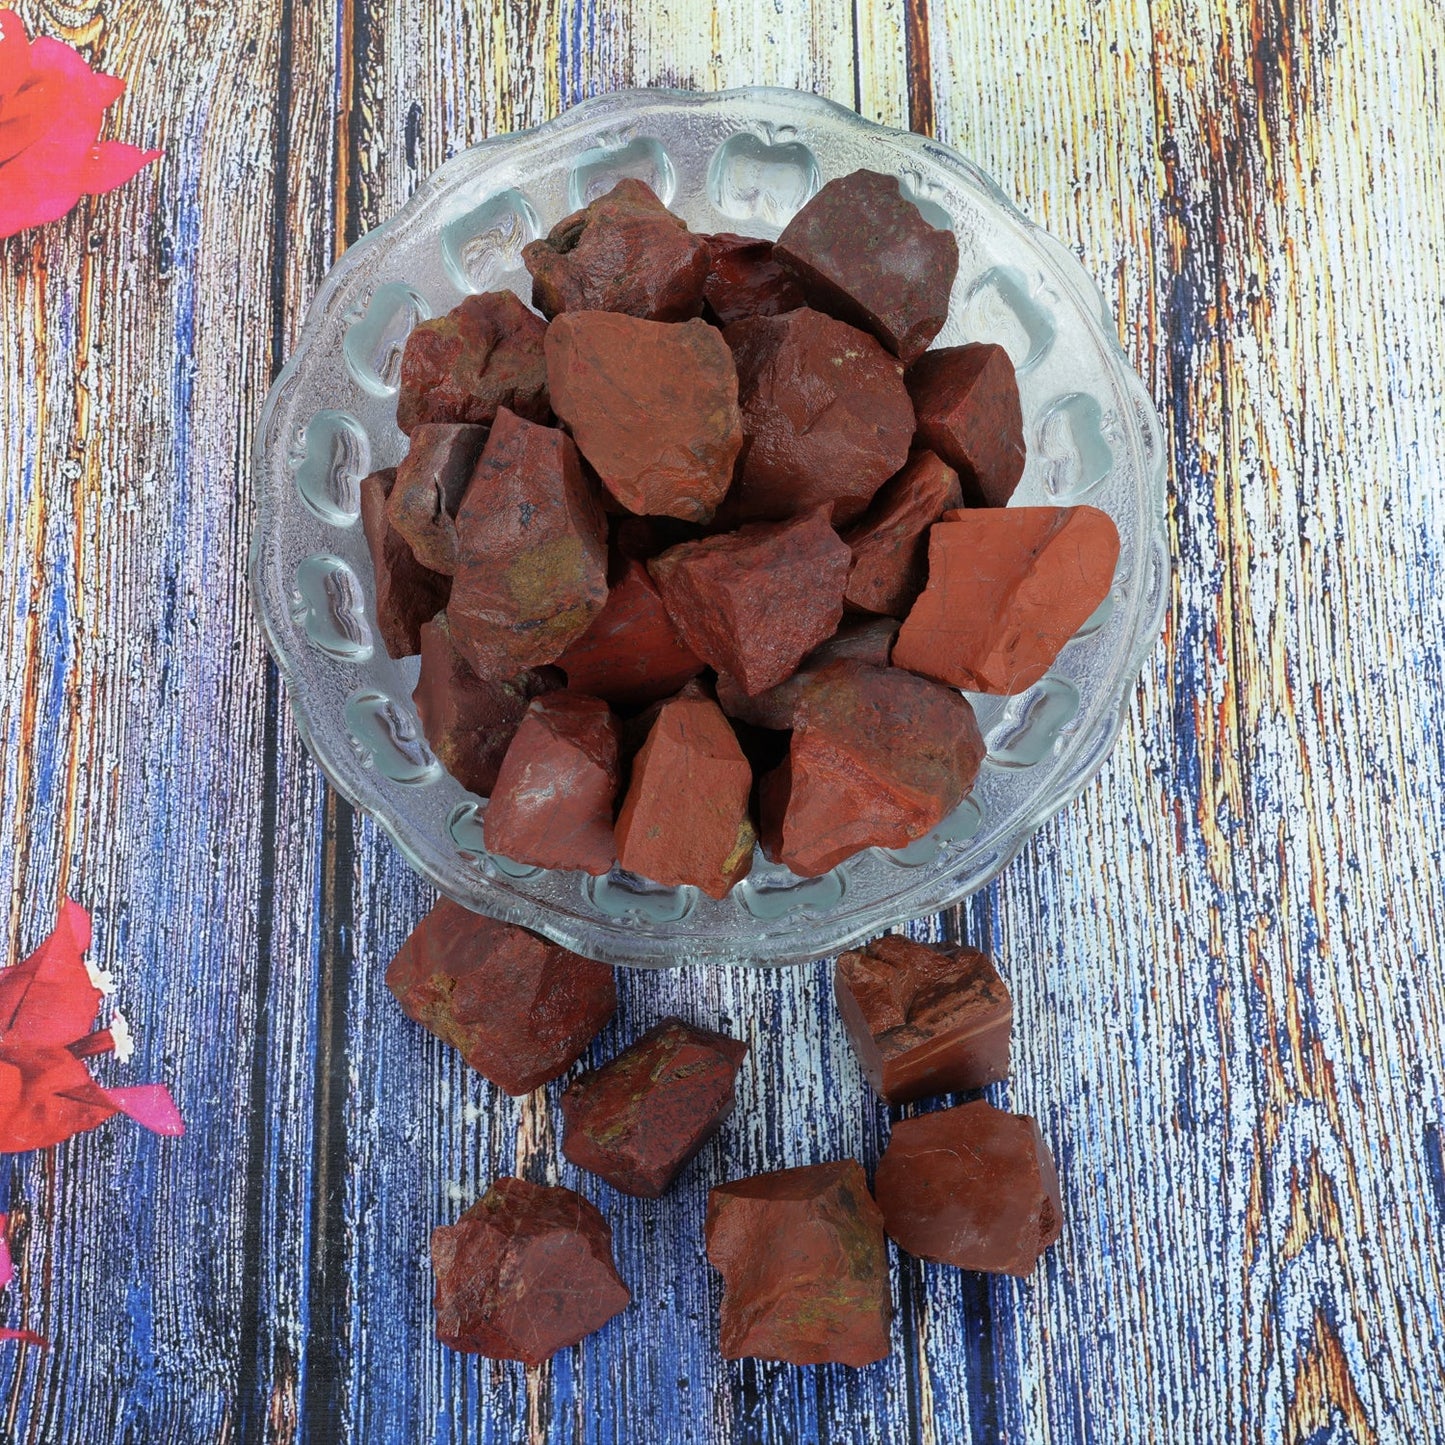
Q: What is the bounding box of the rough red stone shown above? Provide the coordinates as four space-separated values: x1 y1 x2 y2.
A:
775 170 959 363
396 291 550 435
874 1101 1062 1276
647 509 851 697
906 343 1026 507
760 660 985 875
893 506 1120 694
561 1018 749 1197
705 1160 891 1365
359 467 450 658
386 897 616 1094
546 312 743 522
432 1177 629 1362
701 232 807 324
555 560 704 708
482 692 621 875
613 692 756 899
834 936 1011 1103
842 450 963 617
722 308 914 524
386 422 488 574
523 178 710 322
448 407 609 677
412 614 563 795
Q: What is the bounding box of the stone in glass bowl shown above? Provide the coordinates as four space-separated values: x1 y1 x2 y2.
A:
250 86 1169 968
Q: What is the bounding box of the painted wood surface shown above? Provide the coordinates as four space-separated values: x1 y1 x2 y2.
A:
1 1 1442 1441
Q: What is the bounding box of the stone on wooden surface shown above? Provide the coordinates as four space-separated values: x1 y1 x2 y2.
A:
701 232 807 324
386 897 616 1095
386 422 488 574
874 1101 1062 1277
359 467 450 658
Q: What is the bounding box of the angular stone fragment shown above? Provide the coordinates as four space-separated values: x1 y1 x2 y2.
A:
412 614 563 795
359 468 450 658
701 232 807 324
448 408 609 677
613 692 756 899
397 290 550 435
842 450 963 617
562 1018 749 1197
893 506 1120 694
523 178 709 322
906 343 1026 507
723 308 914 524
760 660 985 875
775 170 959 363
432 1177 630 1363
546 312 743 521
387 898 616 1094
648 510 851 697
874 1101 1062 1276
555 560 704 708
482 692 621 875
834 936 1011 1103
386 422 488 574
705 1161 891 1365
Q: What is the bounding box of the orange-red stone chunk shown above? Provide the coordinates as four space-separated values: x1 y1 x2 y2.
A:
701 232 807 325
386 422 488 575
359 468 450 659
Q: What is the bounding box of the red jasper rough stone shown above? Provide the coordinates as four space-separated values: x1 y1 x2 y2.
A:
613 691 756 899
412 614 563 795
432 1177 630 1363
561 1017 749 1197
834 935 1011 1103
386 897 616 1095
705 1160 891 1365
761 660 985 875
555 560 704 708
906 343 1026 507
523 178 710 322
874 1101 1062 1276
701 232 807 324
723 308 914 525
893 505 1120 694
842 450 963 617
359 468 450 658
482 692 621 875
545 312 743 522
647 509 851 697
386 422 489 574
448 408 609 678
775 170 959 363
396 291 550 435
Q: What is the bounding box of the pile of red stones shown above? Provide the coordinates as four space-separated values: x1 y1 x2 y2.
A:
361 169 1121 895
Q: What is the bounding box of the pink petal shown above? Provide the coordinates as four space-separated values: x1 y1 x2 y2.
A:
0 1213 11 1290
76 140 160 197
0 1329 46 1348
0 10 32 96
0 899 101 1048
26 36 123 114
101 1084 184 1137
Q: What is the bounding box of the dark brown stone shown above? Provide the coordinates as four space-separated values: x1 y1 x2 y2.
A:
359 467 450 658
386 422 488 574
701 232 807 325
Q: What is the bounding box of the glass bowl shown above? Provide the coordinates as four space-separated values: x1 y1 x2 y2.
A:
249 86 1169 968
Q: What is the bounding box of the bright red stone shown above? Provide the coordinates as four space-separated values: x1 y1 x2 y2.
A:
359 468 450 659
386 422 488 574
701 232 807 324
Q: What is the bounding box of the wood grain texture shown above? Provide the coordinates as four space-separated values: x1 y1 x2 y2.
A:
1 1 1442 1442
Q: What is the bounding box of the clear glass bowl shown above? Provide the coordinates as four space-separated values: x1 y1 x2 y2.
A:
250 86 1169 968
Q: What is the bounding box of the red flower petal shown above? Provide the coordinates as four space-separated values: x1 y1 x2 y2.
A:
101 1084 184 1137
0 1047 117 1152
0 900 101 1049
77 140 162 198
0 1329 46 1348
0 11 32 96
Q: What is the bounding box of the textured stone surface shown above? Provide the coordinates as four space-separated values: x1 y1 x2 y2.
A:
842 449 963 617
613 692 756 899
722 308 914 525
893 505 1120 694
834 936 1011 1103
482 692 621 875
448 407 609 678
523 178 709 322
701 232 807 325
906 343 1026 507
386 422 488 574
775 170 959 363
705 1160 891 1365
396 290 550 435
874 1102 1063 1277
358 467 450 658
648 510 851 697
546 312 742 522
386 897 616 1095
760 660 985 875
431 1177 629 1363
561 1017 749 1198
